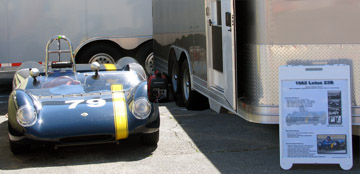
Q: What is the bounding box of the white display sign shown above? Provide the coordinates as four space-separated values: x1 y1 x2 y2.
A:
279 65 352 170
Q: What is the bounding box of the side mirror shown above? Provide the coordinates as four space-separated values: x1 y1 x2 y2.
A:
29 68 40 84
30 68 40 79
90 62 100 79
91 62 100 72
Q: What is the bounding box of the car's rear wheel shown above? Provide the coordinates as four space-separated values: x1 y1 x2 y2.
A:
141 131 159 146
10 140 30 154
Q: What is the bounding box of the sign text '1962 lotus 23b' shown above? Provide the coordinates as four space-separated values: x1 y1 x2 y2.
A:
7 36 160 154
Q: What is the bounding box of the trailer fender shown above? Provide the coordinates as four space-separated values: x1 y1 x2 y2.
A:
74 37 153 55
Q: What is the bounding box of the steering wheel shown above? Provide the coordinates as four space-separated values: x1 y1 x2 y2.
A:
42 76 80 88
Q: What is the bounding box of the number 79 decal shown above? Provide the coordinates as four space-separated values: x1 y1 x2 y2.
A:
65 99 106 109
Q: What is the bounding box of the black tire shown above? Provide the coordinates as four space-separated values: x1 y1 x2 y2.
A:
141 131 159 146
169 57 180 95
77 44 122 64
135 42 154 75
169 55 183 106
10 140 30 154
180 61 209 110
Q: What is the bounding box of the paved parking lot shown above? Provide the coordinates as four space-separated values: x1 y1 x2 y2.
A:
0 87 359 173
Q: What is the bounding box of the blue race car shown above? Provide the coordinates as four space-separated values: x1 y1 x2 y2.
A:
318 136 345 151
8 36 160 154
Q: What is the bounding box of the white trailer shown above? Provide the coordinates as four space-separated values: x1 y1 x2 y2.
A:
153 0 360 134
0 0 154 82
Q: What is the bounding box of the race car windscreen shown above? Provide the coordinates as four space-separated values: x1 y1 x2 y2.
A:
25 72 141 96
83 72 141 93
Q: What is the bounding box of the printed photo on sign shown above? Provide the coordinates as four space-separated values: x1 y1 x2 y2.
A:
317 134 346 154
328 90 342 124
285 106 327 126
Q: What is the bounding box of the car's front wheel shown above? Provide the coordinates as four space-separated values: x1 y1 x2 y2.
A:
10 140 30 154
141 131 159 146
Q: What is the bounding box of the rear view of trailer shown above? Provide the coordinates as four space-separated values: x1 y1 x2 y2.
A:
153 0 360 132
235 0 360 129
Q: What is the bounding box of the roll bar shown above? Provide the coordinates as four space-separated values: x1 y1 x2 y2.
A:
45 35 76 76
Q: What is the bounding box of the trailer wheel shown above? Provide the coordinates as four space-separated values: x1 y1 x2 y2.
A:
181 61 208 110
168 54 182 103
170 59 180 94
135 42 154 75
77 44 122 64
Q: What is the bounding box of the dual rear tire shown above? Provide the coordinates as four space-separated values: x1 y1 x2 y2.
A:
170 58 208 110
180 61 208 110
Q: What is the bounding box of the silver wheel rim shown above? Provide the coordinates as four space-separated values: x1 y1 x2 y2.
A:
145 53 155 74
89 53 116 64
171 61 178 93
182 68 190 101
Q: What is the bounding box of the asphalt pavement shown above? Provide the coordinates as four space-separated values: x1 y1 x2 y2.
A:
0 88 359 174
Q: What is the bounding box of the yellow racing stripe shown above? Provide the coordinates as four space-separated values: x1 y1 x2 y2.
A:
111 84 128 140
104 64 117 71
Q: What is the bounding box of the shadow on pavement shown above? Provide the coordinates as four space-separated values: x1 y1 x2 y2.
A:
0 120 156 170
164 102 360 173
0 84 11 115
0 106 8 116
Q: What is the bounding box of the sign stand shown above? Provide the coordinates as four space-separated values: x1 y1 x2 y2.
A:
279 65 353 170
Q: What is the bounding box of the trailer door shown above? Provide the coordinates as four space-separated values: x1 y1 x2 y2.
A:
206 0 236 110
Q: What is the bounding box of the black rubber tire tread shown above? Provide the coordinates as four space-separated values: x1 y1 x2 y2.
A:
135 42 153 75
180 61 209 110
10 140 30 154
168 54 182 104
76 43 122 64
141 130 159 146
